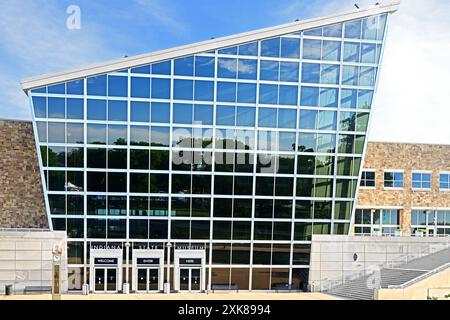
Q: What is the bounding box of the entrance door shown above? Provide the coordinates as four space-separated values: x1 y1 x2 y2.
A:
94 268 118 293
137 268 160 292
179 268 202 292
94 268 105 292
106 268 117 292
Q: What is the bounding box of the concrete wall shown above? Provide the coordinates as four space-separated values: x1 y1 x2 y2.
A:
0 120 48 228
0 231 68 294
357 142 450 235
377 267 450 300
309 235 450 292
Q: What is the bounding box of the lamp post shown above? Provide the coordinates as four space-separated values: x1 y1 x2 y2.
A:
124 242 130 294
165 242 172 294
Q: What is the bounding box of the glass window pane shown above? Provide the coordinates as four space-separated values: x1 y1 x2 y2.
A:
194 80 214 101
321 64 340 85
194 104 213 125
152 61 171 75
238 59 257 80
33 96 46 118
341 89 357 109
195 56 215 77
174 56 194 76
108 100 127 121
216 106 235 126
320 88 338 107
299 110 317 129
261 38 280 57
300 86 319 106
67 98 83 119
279 85 298 106
131 65 151 74
280 62 299 82
343 42 360 62
67 123 84 144
260 60 279 81
151 102 170 123
130 125 149 146
87 99 106 120
217 82 236 102
323 23 342 37
108 125 127 145
174 79 193 100
303 39 321 60
67 80 84 95
236 107 255 127
259 108 277 128
218 58 237 79
131 77 150 98
237 83 256 103
131 101 150 123
173 103 193 124
301 63 320 83
48 98 65 119
87 75 106 96
48 122 65 143
259 84 278 105
151 78 171 99
322 41 341 61
108 76 128 97
278 108 296 128
345 19 362 39
362 16 378 40
87 124 106 144
342 66 359 86
151 126 170 147
281 37 300 58
239 42 258 56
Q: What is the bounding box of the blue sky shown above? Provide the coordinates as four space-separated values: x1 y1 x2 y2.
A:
0 0 449 144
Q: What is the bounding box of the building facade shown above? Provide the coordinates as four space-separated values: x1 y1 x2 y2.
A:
20 4 399 293
355 142 450 237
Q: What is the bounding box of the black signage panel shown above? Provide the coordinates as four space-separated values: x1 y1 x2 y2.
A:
94 258 118 265
137 258 160 265
179 258 202 265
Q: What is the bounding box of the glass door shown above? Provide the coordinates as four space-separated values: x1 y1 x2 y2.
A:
427 227 436 237
179 268 202 292
137 268 147 292
148 269 159 291
180 269 190 291
94 268 105 292
191 269 201 292
106 268 117 292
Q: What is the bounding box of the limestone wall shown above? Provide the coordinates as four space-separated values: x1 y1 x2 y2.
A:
308 235 450 292
357 142 450 234
0 120 48 228
0 230 68 294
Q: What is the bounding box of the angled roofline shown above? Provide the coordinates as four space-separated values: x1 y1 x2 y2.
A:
20 1 400 92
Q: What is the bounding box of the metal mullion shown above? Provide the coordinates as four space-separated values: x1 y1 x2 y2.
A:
289 35 302 284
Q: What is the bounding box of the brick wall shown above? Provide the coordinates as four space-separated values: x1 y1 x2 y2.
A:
357 142 450 234
0 120 48 228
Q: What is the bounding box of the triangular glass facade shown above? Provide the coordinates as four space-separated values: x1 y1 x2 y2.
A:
28 12 390 291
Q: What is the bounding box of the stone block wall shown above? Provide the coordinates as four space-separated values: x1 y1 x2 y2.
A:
0 120 48 228
357 142 450 234
0 230 67 293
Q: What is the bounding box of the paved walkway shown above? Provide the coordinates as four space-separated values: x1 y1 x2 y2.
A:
0 292 341 300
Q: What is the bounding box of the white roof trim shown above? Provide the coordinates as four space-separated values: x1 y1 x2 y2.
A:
20 2 400 92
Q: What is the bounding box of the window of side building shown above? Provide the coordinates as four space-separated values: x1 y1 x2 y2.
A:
440 172 450 191
360 169 375 188
412 171 432 191
383 170 403 189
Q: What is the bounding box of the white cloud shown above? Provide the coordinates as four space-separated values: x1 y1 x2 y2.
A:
133 0 184 32
0 0 120 120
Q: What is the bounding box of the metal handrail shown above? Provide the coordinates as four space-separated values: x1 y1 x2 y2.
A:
387 263 450 289
321 240 450 292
